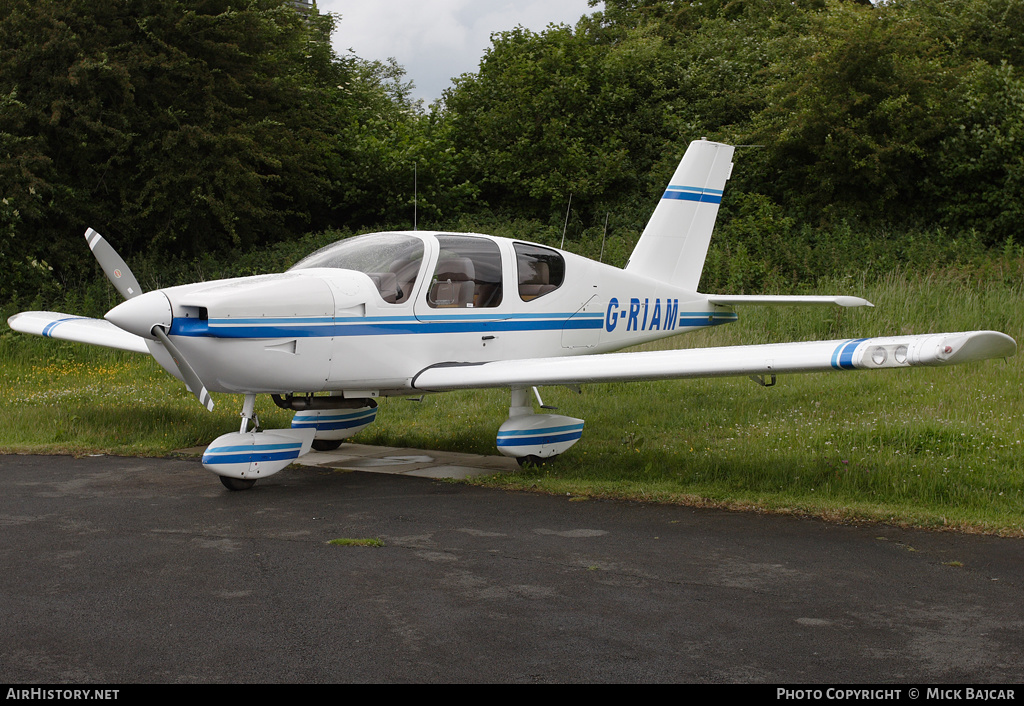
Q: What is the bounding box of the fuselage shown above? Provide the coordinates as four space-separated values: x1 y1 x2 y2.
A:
129 231 737 396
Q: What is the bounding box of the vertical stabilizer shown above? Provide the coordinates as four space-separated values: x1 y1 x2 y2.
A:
624 139 734 289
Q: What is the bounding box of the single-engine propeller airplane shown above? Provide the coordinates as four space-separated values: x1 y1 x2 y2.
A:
8 139 1017 490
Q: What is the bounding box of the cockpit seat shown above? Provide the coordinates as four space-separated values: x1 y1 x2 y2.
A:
429 257 476 307
519 261 557 301
389 258 421 304
367 272 399 304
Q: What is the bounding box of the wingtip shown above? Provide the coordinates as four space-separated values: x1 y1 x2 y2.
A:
835 296 874 308
935 331 1017 365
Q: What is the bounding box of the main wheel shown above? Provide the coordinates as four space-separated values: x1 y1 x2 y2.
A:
311 439 344 452
516 455 546 468
220 476 257 491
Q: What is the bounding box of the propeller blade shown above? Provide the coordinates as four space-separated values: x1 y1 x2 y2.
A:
88 228 211 412
85 228 143 300
151 326 215 412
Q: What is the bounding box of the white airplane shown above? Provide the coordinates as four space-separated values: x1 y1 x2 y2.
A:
8 139 1017 490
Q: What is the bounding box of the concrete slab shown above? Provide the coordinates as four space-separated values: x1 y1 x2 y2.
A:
176 441 520 479
300 443 520 479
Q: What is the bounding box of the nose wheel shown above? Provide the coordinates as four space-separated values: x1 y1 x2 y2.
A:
220 476 257 491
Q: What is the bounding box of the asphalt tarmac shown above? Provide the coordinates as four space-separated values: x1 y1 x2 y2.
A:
1 452 1022 684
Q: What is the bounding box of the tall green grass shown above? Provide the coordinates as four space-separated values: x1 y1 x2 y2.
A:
2 268 1021 534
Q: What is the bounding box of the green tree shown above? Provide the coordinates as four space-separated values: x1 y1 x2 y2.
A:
748 1 960 222
441 0 826 230
441 18 678 228
0 0 409 291
929 61 1024 242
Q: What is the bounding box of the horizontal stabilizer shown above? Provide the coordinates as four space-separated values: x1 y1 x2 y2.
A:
7 311 151 354
413 331 1016 391
707 295 874 308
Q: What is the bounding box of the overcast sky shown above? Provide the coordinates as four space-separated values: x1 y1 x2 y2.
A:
315 0 601 105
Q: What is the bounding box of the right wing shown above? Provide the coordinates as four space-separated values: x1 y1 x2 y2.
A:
413 331 1016 391
7 311 151 354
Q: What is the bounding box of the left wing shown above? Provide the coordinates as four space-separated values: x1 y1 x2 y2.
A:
706 294 873 308
7 311 151 354
412 331 1016 391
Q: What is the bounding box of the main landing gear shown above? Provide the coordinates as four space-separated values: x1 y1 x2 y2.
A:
496 387 584 466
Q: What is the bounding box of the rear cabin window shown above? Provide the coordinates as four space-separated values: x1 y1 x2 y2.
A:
515 243 564 301
427 235 503 308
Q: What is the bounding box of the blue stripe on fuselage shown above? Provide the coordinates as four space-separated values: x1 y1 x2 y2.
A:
170 314 606 339
167 310 735 339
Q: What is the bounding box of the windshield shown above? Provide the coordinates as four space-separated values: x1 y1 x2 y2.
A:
290 233 424 304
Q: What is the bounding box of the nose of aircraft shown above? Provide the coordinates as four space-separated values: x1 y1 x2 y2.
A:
105 290 173 339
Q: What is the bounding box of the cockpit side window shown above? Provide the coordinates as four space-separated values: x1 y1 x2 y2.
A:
427 235 503 308
290 233 424 304
515 243 564 301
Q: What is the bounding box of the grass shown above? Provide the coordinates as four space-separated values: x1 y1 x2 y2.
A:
2 268 1022 535
327 538 385 547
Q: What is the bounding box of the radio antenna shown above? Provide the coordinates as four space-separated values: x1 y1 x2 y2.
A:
600 212 609 263
560 193 572 250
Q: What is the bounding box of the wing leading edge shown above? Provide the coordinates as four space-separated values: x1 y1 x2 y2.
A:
412 331 1016 392
7 311 151 354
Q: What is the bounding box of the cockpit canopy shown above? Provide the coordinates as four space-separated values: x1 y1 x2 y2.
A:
291 232 565 307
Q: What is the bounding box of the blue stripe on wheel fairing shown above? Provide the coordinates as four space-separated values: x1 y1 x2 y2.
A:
496 430 584 447
497 423 584 437
202 441 303 465
201 450 302 465
206 443 303 453
496 423 585 448
291 409 377 430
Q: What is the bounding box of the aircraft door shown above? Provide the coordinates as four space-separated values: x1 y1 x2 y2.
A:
561 294 603 349
414 235 507 317
413 234 511 357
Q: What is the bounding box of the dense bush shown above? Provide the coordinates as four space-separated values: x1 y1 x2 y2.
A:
3 0 1023 307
